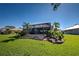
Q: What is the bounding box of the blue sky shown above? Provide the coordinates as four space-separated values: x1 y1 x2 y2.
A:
0 3 79 29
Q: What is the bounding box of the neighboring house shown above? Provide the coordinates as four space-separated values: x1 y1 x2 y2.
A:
0 28 6 34
0 28 22 34
9 28 22 33
10 28 22 31
63 24 79 34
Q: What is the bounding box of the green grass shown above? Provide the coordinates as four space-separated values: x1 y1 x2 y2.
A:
0 34 79 56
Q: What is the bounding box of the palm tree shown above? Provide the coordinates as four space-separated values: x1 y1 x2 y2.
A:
51 3 61 11
23 22 30 29
53 22 60 29
22 22 30 34
17 22 31 37
53 22 60 28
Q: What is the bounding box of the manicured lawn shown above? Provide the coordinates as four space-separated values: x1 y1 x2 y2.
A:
0 34 79 56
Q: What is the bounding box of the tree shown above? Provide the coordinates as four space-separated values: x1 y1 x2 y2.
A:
5 26 16 29
22 22 31 34
53 22 60 29
51 3 61 29
5 28 11 34
51 3 61 11
17 22 31 37
3 26 16 34
50 4 64 41
47 22 64 42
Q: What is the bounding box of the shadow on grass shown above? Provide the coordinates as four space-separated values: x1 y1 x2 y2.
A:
1 36 17 43
1 38 16 42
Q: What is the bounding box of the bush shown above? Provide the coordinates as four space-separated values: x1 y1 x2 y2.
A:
47 29 64 40
15 29 28 38
53 30 64 40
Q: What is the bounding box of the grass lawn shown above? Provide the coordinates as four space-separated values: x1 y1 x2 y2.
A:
0 34 79 56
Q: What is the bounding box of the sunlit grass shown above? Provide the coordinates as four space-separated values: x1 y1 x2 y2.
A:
0 34 79 56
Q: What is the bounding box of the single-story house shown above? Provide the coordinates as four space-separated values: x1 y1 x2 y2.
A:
0 28 6 34
0 28 22 34
63 24 79 34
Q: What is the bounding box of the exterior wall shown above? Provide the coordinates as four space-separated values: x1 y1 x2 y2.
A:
29 23 53 34
31 23 51 28
64 28 79 34
24 34 45 40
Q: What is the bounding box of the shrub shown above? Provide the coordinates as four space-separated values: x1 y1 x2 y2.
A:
47 29 64 40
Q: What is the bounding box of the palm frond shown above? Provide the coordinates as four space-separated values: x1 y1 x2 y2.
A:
51 3 61 11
